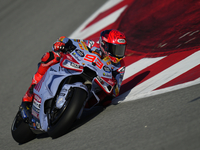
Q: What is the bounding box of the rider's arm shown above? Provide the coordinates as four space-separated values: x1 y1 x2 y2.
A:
112 60 126 97
100 64 125 107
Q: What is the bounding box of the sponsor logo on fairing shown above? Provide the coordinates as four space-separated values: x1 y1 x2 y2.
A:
71 62 80 68
32 109 39 119
103 72 112 77
33 99 41 110
103 56 110 62
75 49 84 57
78 42 84 50
81 41 88 51
34 94 41 103
72 52 81 61
103 65 111 73
32 94 41 114
74 39 80 42
107 61 111 65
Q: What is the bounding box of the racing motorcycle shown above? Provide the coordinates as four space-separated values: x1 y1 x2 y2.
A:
11 41 118 143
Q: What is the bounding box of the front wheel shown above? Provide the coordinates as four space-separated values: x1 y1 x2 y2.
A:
11 111 36 144
48 87 88 138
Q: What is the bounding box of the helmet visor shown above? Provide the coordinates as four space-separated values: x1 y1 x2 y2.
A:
108 43 126 58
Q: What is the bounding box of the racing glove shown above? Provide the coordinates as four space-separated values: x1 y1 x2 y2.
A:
53 42 65 52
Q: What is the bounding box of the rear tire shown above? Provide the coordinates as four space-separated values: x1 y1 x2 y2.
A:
48 87 87 138
11 111 36 144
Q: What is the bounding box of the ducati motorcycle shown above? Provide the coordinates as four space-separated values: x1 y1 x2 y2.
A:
11 41 118 143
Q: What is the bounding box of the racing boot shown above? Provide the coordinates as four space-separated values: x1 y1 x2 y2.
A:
21 84 36 122
20 101 32 123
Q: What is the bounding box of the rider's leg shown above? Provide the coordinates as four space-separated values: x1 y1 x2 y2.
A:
21 51 60 120
22 72 43 103
21 72 43 121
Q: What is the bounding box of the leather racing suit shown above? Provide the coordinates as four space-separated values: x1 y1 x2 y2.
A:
22 36 125 106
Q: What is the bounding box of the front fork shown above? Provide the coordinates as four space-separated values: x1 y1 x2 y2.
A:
48 82 89 124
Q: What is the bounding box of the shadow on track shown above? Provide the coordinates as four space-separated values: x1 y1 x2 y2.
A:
36 106 106 140
19 71 151 142
120 71 150 94
189 96 200 103
112 71 150 104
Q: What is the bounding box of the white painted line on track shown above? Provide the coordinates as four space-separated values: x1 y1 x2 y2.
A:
69 0 123 39
70 6 127 40
113 77 200 103
123 56 166 80
114 50 200 103
68 0 200 103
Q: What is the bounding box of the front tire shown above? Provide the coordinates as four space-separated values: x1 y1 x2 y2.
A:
11 111 36 144
48 87 87 138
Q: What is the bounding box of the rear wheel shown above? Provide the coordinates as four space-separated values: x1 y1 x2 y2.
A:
11 111 36 144
48 87 87 138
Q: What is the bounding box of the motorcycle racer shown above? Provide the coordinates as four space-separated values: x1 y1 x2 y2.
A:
21 29 127 120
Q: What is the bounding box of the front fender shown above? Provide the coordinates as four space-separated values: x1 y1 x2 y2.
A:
56 82 88 109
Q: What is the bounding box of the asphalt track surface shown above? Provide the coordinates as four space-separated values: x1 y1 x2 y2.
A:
1 1 200 150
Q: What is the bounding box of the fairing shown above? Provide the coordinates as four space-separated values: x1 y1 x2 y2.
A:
32 39 123 131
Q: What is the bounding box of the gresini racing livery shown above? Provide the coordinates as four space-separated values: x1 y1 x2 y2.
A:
11 39 125 143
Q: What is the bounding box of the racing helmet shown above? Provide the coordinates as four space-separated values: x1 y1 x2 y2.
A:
99 29 127 63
